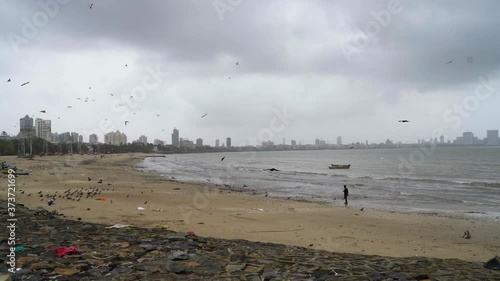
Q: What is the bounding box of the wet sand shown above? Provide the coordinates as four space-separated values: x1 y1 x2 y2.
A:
1 153 499 262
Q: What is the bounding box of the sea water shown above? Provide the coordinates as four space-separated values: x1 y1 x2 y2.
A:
142 147 500 221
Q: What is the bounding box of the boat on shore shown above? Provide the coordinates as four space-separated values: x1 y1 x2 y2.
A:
329 164 351 169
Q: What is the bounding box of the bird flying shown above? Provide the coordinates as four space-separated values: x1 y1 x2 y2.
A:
221 156 225 162
7 79 11 82
236 62 239 65
446 60 453 64
201 113 208 118
156 114 160 116
88 3 93 9
40 110 46 113
125 121 129 125
67 106 72 108
110 93 114 96
125 64 127 67
398 120 409 123
89 87 91 89
228 76 231 79
21 82 29 86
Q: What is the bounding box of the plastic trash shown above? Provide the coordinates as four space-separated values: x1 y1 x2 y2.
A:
50 246 78 257
156 224 169 229
137 207 145 211
105 224 130 229
186 231 197 237
15 246 25 253
47 199 55 206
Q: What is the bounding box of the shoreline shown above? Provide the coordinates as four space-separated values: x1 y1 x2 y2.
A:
1 153 499 262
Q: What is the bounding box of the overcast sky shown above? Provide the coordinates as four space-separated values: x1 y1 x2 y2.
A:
1 0 500 146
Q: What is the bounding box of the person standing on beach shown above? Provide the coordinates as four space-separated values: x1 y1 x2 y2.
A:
343 185 349 206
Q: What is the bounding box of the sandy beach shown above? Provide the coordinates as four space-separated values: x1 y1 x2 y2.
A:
1 153 499 262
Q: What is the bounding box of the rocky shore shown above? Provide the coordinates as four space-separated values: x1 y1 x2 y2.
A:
1 200 499 281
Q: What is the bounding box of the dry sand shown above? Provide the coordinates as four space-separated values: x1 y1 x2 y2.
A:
1 153 499 262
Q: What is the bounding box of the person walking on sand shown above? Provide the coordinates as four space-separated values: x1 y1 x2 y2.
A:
343 185 349 206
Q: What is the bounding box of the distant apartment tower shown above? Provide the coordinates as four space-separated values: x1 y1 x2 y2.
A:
291 140 296 146
462 132 474 145
226 137 231 148
486 130 498 145
89 134 98 144
487 130 499 145
51 132 59 143
196 138 203 147
19 115 35 137
59 132 71 143
283 138 286 145
336 136 342 146
139 135 147 145
104 130 127 145
35 118 52 141
171 128 179 146
153 139 164 146
215 139 220 147
70 132 80 143
439 135 444 144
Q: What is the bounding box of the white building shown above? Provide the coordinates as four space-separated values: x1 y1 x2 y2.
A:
336 136 342 146
35 118 52 141
104 130 127 145
89 134 99 144
215 139 220 147
487 130 499 145
139 135 147 145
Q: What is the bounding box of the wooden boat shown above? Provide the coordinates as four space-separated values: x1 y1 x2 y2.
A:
329 164 350 169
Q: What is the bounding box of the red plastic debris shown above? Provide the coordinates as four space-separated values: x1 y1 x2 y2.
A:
50 246 78 257
186 231 197 237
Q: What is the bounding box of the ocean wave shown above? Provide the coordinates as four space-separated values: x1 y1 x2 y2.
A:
335 174 500 188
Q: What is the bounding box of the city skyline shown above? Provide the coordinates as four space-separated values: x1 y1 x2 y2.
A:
5 115 499 147
2 1 500 145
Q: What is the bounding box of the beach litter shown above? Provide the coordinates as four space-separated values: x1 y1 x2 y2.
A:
137 207 145 211
153 208 164 212
252 208 264 212
156 224 169 229
15 246 25 253
50 246 78 257
105 224 130 229
186 231 197 237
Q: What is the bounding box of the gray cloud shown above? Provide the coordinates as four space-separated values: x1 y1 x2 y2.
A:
1 0 500 144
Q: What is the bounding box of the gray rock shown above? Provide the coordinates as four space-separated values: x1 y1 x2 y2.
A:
166 260 191 274
484 256 500 270
225 263 246 272
167 250 190 261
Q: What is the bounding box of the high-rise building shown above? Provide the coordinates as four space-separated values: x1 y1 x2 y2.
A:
172 128 179 146
89 134 99 144
153 139 164 146
104 130 127 145
462 132 474 145
139 135 147 145
487 130 499 145
215 139 220 147
226 137 231 148
196 138 203 147
35 118 52 141
283 138 286 145
59 132 71 143
51 133 59 143
180 138 195 148
19 115 35 138
79 135 83 143
70 132 79 143
439 135 444 143
291 140 296 146
336 136 342 145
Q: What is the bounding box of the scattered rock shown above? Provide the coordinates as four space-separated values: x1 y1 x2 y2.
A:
484 256 500 270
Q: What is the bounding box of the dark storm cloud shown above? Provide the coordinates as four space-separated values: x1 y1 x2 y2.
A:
2 0 500 143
